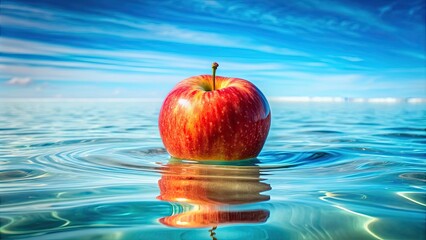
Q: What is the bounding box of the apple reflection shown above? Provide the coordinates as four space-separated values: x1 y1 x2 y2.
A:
157 162 271 228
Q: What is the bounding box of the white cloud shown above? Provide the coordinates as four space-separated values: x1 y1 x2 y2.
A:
6 77 32 85
0 6 310 57
254 45 310 57
258 70 367 84
187 0 395 37
338 56 364 62
0 38 297 83
295 0 395 32
394 50 426 60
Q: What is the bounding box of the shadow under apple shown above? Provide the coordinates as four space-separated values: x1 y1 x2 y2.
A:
157 161 271 228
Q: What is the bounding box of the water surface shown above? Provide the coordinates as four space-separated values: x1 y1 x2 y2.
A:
0 100 425 239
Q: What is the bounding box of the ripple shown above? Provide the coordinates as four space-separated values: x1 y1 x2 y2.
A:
399 172 426 182
0 168 48 182
125 125 152 131
94 204 133 217
353 122 381 126
0 128 21 131
118 147 169 159
0 213 69 235
96 125 116 129
82 155 163 173
375 133 426 139
257 150 343 169
180 226 269 240
10 131 48 136
0 201 172 236
1 102 426 240
299 124 328 128
356 161 398 170
382 127 425 132
397 192 426 206
27 141 166 178
300 130 344 134
20 138 140 148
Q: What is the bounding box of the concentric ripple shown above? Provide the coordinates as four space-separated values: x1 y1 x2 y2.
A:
1 101 425 240
26 140 168 178
0 168 48 182
257 150 343 169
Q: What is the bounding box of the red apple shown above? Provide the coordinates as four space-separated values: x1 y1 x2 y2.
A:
159 63 271 160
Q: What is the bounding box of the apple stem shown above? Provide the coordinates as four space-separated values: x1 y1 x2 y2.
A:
212 62 219 90
209 226 217 240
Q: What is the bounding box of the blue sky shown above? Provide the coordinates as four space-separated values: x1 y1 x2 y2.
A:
0 0 425 98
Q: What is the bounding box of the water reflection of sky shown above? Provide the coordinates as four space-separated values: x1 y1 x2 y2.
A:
0 102 425 239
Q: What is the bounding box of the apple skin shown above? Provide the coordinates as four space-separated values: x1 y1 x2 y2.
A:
159 75 271 160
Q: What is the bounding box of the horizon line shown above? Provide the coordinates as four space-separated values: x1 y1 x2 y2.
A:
0 97 425 103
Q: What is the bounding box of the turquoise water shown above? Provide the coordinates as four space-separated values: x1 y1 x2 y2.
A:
0 100 425 240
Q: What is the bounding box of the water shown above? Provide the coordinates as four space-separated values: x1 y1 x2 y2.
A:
0 100 425 240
